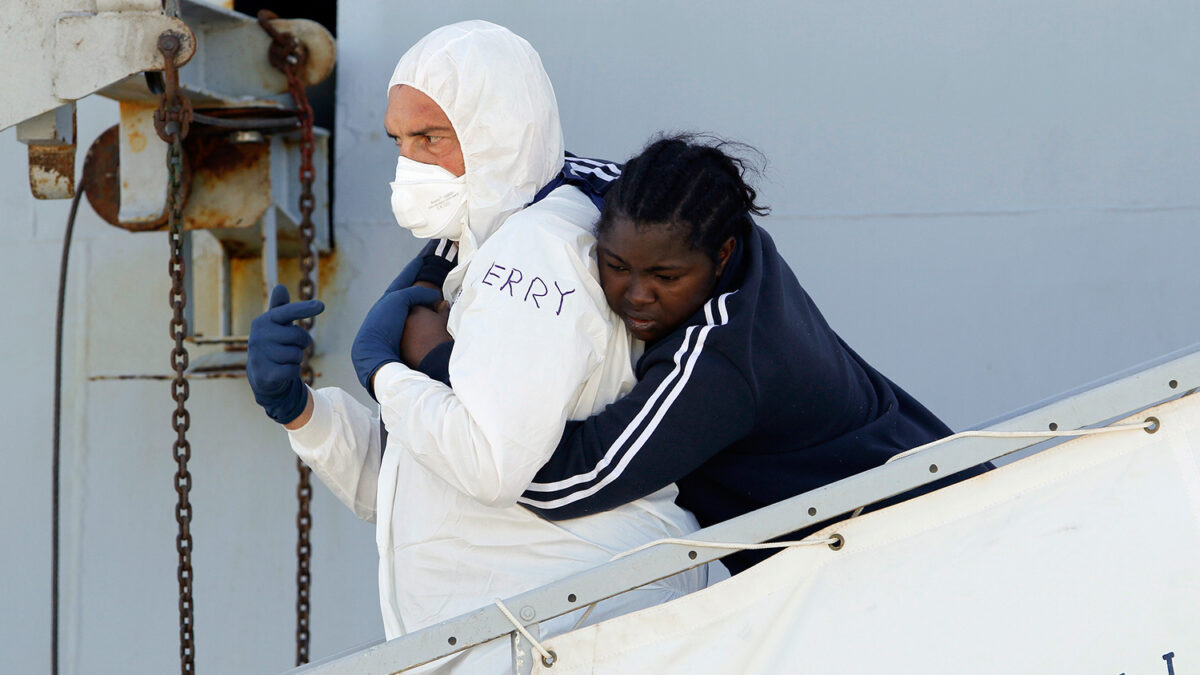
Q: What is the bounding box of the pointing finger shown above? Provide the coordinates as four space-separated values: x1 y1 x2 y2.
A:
269 299 326 325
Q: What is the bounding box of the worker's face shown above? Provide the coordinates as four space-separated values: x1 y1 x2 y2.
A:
597 217 734 343
385 85 465 177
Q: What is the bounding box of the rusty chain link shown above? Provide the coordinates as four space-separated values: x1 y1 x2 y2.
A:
153 34 193 145
153 32 196 675
258 10 317 665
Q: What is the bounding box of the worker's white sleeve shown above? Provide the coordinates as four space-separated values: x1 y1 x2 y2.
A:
374 212 610 508
286 385 381 523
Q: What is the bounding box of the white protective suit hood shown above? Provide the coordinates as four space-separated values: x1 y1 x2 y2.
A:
388 21 565 258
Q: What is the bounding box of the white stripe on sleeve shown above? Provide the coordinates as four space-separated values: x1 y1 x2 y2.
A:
567 156 621 173
521 292 736 506
566 162 619 182
524 326 699 493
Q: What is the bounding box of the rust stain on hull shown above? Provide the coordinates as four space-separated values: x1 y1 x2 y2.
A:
229 246 339 293
188 131 266 179
318 249 339 285
127 126 147 153
182 130 270 232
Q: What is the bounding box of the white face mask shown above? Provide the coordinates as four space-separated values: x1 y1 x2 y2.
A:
389 155 469 240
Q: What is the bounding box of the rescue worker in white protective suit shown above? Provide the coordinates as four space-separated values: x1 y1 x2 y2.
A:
246 21 711 672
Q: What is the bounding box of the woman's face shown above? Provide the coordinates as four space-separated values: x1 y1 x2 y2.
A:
597 216 733 343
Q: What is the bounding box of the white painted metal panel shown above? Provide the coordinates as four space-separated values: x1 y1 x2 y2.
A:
0 1 194 131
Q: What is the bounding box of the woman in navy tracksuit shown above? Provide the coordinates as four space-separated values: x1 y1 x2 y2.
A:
515 136 988 574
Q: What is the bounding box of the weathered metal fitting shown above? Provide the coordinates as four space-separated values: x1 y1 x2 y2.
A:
258 9 311 74
158 32 183 55
81 124 193 231
19 104 78 199
29 145 76 200
153 96 194 143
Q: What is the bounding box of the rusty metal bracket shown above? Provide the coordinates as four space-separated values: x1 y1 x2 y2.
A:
18 104 78 200
257 10 310 73
153 32 194 144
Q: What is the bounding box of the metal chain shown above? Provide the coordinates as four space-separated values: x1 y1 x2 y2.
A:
168 133 195 675
257 10 317 665
153 32 195 675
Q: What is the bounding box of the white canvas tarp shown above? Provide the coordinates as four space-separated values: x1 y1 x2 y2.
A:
533 394 1200 674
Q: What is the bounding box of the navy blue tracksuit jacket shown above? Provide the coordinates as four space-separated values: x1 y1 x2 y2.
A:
415 157 985 574
515 221 988 573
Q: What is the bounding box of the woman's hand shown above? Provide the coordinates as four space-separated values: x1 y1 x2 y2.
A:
401 301 452 368
352 286 443 397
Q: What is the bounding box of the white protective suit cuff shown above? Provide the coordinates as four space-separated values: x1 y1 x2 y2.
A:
286 385 334 449
373 361 427 405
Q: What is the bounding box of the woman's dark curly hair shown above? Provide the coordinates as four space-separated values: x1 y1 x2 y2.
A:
598 133 770 263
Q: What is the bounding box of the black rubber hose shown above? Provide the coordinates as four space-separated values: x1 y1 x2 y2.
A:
191 111 300 130
52 185 84 675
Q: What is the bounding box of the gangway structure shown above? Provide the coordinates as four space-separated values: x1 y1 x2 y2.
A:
293 342 1200 674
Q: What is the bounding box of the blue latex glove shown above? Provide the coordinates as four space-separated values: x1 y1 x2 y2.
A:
388 250 426 293
246 285 325 424
352 285 444 399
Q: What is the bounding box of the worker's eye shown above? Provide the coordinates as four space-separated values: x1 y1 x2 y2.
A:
426 135 441 145
655 274 681 282
605 262 629 273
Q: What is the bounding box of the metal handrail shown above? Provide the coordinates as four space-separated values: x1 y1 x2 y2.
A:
289 341 1200 674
